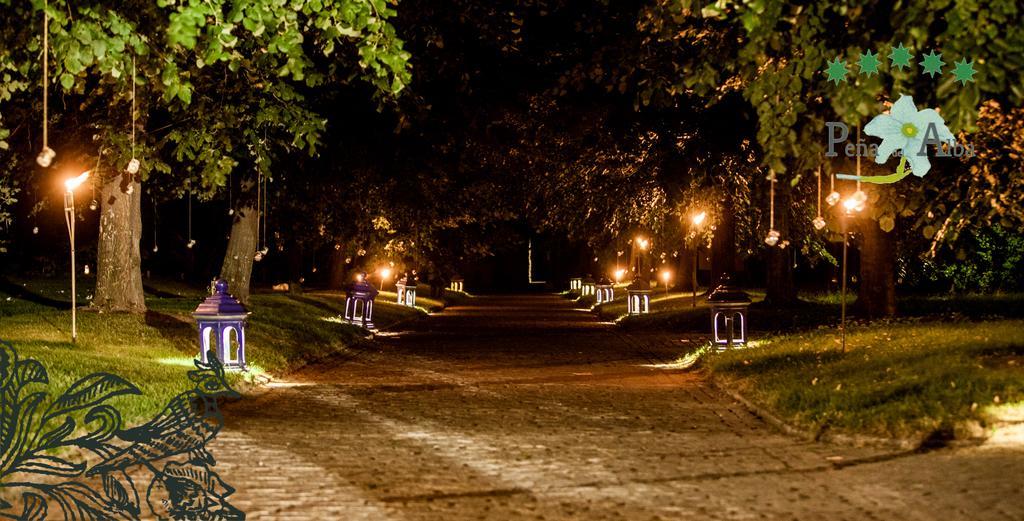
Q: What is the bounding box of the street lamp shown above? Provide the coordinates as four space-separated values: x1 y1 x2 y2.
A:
690 212 707 308
633 235 650 277
659 269 671 295
63 170 90 344
839 190 866 352
379 266 392 291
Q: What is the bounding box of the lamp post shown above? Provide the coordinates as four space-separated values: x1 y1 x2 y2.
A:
691 212 706 308
660 269 671 295
839 190 866 352
379 266 392 292
63 170 90 344
634 236 649 276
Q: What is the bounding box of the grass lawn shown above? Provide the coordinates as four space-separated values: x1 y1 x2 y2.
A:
709 319 1024 440
0 277 425 424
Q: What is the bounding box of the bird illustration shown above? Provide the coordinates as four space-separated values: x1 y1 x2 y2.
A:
88 354 239 476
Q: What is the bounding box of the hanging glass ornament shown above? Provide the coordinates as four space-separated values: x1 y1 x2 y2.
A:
32 226 39 235
83 264 90 275
127 158 140 174
187 239 196 249
850 189 867 212
260 246 269 255
254 251 264 262
764 229 780 246
228 208 234 215
779 240 790 249
36 147 56 167
89 199 98 211
812 216 827 230
153 245 159 253
825 190 841 206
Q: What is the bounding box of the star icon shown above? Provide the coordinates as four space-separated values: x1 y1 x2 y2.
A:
919 50 945 78
950 58 977 85
825 57 849 85
858 50 881 76
888 43 913 71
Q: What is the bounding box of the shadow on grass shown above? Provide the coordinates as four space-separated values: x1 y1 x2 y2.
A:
144 310 196 347
0 277 68 308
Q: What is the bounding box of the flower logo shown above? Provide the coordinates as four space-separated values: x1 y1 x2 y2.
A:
838 94 956 184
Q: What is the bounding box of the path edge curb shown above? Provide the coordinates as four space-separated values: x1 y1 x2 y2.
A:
707 374 925 451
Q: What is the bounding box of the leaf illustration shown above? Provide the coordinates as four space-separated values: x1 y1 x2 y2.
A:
1 391 46 473
103 470 131 507
19 492 47 521
15 359 48 387
45 373 142 421
75 405 123 446
37 416 77 450
13 454 87 477
48 481 133 520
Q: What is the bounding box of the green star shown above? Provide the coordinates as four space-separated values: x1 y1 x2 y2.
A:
919 50 945 78
950 58 977 85
858 50 881 76
824 57 849 85
888 43 913 71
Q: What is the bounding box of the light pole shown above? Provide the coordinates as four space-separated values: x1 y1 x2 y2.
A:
634 236 649 277
690 212 706 308
63 170 90 344
839 191 866 352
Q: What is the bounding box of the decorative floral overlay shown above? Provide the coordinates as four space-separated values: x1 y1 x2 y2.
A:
0 338 244 520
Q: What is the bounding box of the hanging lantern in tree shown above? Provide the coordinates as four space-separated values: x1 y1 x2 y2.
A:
708 274 751 350
192 279 249 370
581 275 596 297
396 271 418 307
595 278 614 304
626 277 651 315
345 273 379 329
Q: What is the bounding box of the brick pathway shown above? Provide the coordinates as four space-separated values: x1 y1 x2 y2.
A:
213 295 1024 520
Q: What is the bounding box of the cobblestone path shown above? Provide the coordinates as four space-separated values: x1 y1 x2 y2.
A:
214 295 1024 520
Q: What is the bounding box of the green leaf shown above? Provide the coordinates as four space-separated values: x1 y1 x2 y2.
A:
879 215 895 233
59 73 74 90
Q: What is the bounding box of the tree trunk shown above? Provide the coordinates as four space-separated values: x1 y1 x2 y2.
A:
220 204 259 304
673 249 696 292
328 248 348 289
711 198 736 286
856 216 897 318
765 183 798 305
94 173 145 313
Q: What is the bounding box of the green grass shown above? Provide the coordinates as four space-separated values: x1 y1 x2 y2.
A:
709 319 1024 439
600 289 1024 333
0 278 426 424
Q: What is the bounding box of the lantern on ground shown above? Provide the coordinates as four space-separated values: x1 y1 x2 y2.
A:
192 279 250 370
569 277 582 291
707 274 751 350
626 277 651 315
449 275 464 292
595 278 614 304
581 275 596 297
396 271 418 307
345 273 379 329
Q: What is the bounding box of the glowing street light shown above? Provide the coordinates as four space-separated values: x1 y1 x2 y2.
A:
691 211 706 226
689 212 708 308
63 169 90 344
378 267 393 291
659 269 672 295
839 190 867 352
614 268 626 282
